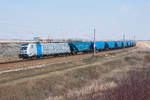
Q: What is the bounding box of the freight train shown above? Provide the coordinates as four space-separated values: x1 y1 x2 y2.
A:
19 41 136 59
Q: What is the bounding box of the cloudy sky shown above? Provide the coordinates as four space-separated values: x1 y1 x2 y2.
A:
0 0 150 40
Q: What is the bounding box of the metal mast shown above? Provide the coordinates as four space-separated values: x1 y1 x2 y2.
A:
134 34 136 41
123 33 125 41
94 28 96 56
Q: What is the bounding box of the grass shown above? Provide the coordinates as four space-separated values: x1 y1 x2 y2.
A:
56 67 150 100
0 48 149 100
47 49 150 100
101 68 150 100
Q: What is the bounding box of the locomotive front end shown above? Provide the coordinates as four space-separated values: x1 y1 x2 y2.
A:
19 44 29 58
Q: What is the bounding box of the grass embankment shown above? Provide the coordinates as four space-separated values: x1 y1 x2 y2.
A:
0 56 121 100
0 48 149 100
48 49 150 100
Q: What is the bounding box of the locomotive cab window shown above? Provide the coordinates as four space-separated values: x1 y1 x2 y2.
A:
21 47 27 50
21 44 28 50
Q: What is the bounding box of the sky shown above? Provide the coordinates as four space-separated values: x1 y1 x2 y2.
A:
0 0 150 40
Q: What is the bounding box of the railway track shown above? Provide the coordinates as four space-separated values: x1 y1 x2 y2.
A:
0 53 90 65
0 47 136 72
0 47 138 85
0 59 26 64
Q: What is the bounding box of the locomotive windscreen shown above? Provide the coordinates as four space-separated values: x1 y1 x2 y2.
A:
21 44 28 50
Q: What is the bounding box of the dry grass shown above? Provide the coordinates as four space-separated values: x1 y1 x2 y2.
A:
55 67 150 100
46 49 150 100
101 68 150 100
47 61 150 100
0 55 127 100
0 48 149 100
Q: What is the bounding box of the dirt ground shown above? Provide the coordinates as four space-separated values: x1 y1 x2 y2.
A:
0 41 149 100
136 41 150 48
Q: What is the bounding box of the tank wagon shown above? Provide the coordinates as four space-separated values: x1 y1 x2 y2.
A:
115 41 123 48
93 41 106 50
131 41 136 46
127 41 131 47
105 41 116 49
19 41 136 59
133 41 136 46
68 42 92 54
123 41 128 47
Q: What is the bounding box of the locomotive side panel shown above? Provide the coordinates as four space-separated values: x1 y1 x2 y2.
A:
40 43 71 55
36 43 42 56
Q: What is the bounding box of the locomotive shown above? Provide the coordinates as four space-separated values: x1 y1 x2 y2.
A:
19 41 136 59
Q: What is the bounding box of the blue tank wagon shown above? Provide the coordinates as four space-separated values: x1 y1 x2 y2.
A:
131 41 136 47
115 41 123 48
122 41 128 48
133 41 136 46
105 41 116 49
130 41 133 47
68 41 92 54
127 41 132 47
93 41 106 51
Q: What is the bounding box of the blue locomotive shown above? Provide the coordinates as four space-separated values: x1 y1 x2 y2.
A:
19 41 136 59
